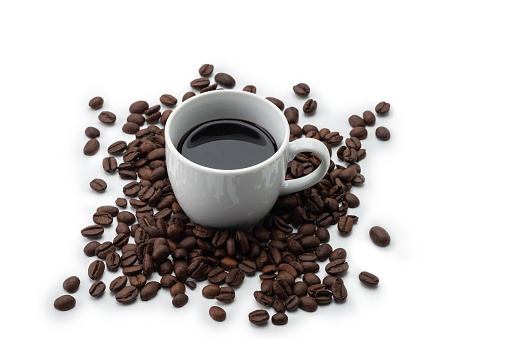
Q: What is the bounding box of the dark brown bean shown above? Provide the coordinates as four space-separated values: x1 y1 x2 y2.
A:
248 310 269 325
98 111 116 124
303 99 317 114
293 83 310 97
363 110 376 125
54 295 76 311
89 281 106 297
359 271 379 286
209 306 227 322
85 126 100 138
375 126 391 141
299 296 318 312
369 226 391 247
266 97 284 111
63 276 80 293
115 286 138 303
83 139 100 156
81 225 104 238
89 97 104 110
129 101 149 113
214 73 235 88
109 276 128 292
243 85 256 93
375 101 390 115
199 64 214 76
272 312 288 325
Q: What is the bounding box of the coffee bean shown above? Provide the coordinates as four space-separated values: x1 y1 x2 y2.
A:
116 286 138 304
140 281 161 301
115 198 127 208
303 99 317 114
81 225 104 238
248 309 269 325
303 273 321 286
85 126 100 138
375 126 391 141
110 276 128 292
254 291 273 306
129 101 149 113
292 282 307 297
325 259 349 275
105 252 120 271
54 295 76 311
363 110 376 125
200 83 217 93
63 276 80 293
84 241 100 255
172 293 188 307
266 97 284 111
298 296 318 312
324 132 343 145
160 274 178 288
243 85 256 93
123 122 140 134
161 110 172 125
344 193 360 208
369 226 390 247
350 126 368 139
331 281 348 301
102 157 117 173
83 139 100 156
284 107 299 124
123 265 143 276
190 77 210 90
272 313 288 325
108 141 127 155
238 260 257 275
215 286 235 302
293 83 310 97
323 276 343 289
375 101 390 115
214 73 235 88
98 111 116 124
95 242 115 260
90 178 107 192
117 211 135 225
182 92 195 102
199 64 214 76
345 137 361 150
348 115 366 128
88 260 105 280
209 306 226 322
202 284 221 299
89 281 106 297
329 248 347 261
359 271 379 287
93 211 113 225
160 94 177 107
226 268 245 287
89 96 104 110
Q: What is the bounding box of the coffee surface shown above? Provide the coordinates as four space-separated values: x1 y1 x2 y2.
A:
177 119 277 170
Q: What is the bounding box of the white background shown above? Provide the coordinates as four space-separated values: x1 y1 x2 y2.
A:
1 0 507 338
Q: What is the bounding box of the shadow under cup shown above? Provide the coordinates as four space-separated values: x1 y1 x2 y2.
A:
165 91 289 230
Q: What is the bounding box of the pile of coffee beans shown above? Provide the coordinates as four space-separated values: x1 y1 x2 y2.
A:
54 64 393 327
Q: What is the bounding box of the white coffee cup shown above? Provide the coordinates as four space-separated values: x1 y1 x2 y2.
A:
164 90 330 230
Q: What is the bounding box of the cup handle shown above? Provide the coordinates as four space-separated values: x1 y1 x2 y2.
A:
280 138 331 195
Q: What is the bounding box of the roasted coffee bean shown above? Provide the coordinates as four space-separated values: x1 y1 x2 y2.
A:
375 101 390 115
289 124 302 137
159 94 177 107
54 295 76 311
303 99 317 114
350 126 368 139
238 260 257 275
299 253 318 262
209 306 226 322
344 193 360 208
115 286 138 304
130 100 149 113
357 149 367 161
292 282 308 297
345 137 362 150
369 226 391 247
83 139 100 156
123 182 141 197
140 281 161 301
108 141 127 155
226 268 245 287
348 115 366 128
129 274 147 288
160 274 178 288
300 236 320 249
329 248 347 261
284 295 299 311
266 97 284 111
143 104 160 116
200 83 217 93
90 178 107 192
248 310 269 325
363 110 376 125
101 157 117 173
303 273 321 286
298 296 318 312
113 233 129 248
84 241 100 256
123 122 140 134
273 280 292 300
190 77 210 90
315 227 330 242
272 312 288 325
161 109 172 125
199 63 214 76
215 286 235 302
284 107 299 124
89 96 104 110
186 281 197 289
323 276 343 289
169 281 185 297
214 73 235 88
202 284 221 299
88 260 105 280
182 92 195 102
338 216 355 234
325 259 349 275
98 111 116 124
109 276 128 292
81 225 104 238
293 83 310 97
375 126 391 141
254 291 273 306
95 241 115 259
272 298 285 313
324 132 343 145
243 85 256 93
123 265 143 276
331 281 348 301
127 113 145 126
359 271 379 286
63 276 80 293
208 268 228 285
117 211 136 225
89 281 106 297
93 211 113 225
105 252 120 271
85 126 100 138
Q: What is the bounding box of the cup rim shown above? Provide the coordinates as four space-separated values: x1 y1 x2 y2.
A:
164 90 290 174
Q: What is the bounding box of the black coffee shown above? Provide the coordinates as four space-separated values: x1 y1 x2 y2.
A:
177 119 277 170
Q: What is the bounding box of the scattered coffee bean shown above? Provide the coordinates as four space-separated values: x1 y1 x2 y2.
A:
199 64 214 77
182 92 195 102
243 85 256 93
215 286 235 302
375 126 391 141
363 110 376 125
85 126 100 138
90 178 107 193
115 198 127 208
63 276 80 293
359 271 379 287
160 94 177 107
122 122 140 134
109 276 128 292
98 111 116 124
272 312 288 325
115 286 138 304
209 306 227 322
89 281 106 297
375 101 390 115
83 139 100 156
284 107 299 124
140 281 161 301
293 83 310 97
202 284 221 299
214 73 235 88
107 141 127 155
266 97 284 111
172 293 188 307
331 281 348 301
190 77 210 90
350 126 368 139
88 260 105 280
369 226 391 247
298 296 318 312
348 115 366 128
102 157 118 173
303 99 317 114
129 100 149 113
89 97 104 110
248 309 269 325
83 240 100 254
54 295 76 311
200 83 217 93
